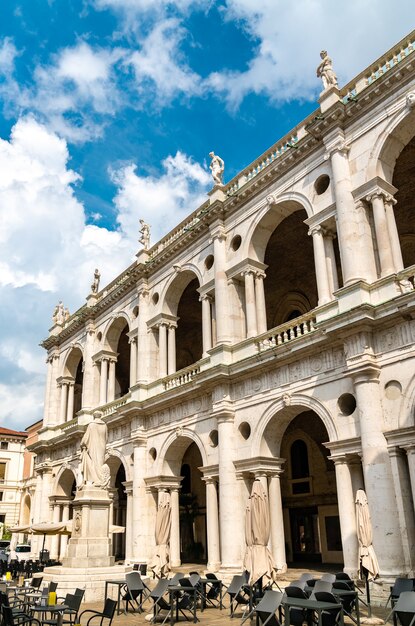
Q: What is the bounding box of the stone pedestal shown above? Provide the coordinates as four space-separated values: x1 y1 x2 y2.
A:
63 485 114 568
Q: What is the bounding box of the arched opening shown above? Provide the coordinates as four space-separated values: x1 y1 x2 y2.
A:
52 468 77 560
64 348 84 419
264 211 318 328
179 443 206 563
107 456 127 561
392 134 415 268
176 279 203 370
162 436 207 564
262 408 342 566
105 318 131 398
164 270 202 372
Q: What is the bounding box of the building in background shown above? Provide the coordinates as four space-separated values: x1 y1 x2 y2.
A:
29 30 415 581
0 427 27 530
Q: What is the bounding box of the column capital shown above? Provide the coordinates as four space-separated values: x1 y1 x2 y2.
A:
308 224 324 238
255 270 266 280
209 221 226 242
212 407 235 424
56 375 74 387
350 363 380 385
325 139 350 159
199 293 213 303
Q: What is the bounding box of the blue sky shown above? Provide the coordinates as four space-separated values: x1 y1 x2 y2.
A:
0 0 413 431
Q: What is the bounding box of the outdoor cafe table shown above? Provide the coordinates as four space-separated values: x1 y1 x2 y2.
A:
283 596 344 626
303 587 361 626
198 578 224 611
104 579 126 615
168 585 199 626
29 603 69 626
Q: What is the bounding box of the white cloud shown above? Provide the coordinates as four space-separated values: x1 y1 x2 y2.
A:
0 37 18 75
126 18 201 100
110 150 210 243
0 117 209 429
208 0 415 107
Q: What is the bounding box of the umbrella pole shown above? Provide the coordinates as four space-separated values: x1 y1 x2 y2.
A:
41 534 46 563
364 568 372 617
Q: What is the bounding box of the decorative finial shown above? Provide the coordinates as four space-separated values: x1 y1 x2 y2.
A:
139 219 150 250
209 151 225 186
316 50 338 90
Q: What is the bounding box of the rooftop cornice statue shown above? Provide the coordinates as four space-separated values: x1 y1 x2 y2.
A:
52 301 65 326
209 151 225 186
139 219 151 250
316 50 338 91
91 268 101 294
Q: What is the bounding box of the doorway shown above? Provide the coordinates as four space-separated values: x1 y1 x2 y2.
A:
289 506 322 563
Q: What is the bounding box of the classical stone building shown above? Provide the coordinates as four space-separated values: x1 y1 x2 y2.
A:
0 427 27 529
30 31 415 580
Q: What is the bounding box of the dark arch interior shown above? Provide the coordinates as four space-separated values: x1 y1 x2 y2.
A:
176 278 203 371
115 324 130 397
264 211 318 328
179 442 206 563
113 464 126 560
393 134 415 268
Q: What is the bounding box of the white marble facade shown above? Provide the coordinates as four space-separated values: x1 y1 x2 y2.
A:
29 32 415 579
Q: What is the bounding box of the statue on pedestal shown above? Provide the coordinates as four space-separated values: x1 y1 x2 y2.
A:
91 268 101 294
79 411 109 488
139 219 150 250
209 151 225 186
316 50 338 90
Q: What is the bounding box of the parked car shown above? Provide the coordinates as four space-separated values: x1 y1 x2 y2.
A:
14 544 32 561
0 540 10 551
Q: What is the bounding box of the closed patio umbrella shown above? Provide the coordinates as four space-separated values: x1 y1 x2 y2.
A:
149 490 171 578
246 480 278 587
243 494 253 576
356 489 380 616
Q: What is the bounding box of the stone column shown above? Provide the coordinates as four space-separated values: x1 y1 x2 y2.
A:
59 383 68 424
137 286 150 384
81 322 96 410
388 447 415 572
167 324 176 375
204 478 220 570
243 270 258 338
308 226 331 305
59 503 70 560
268 470 287 572
324 230 339 294
327 136 369 285
132 437 150 562
169 487 181 567
47 353 60 427
366 191 395 277
99 358 108 405
50 502 61 559
217 409 242 568
66 382 75 422
43 356 53 427
158 323 167 378
255 272 267 335
384 194 404 272
201 295 213 356
129 337 137 387
211 225 231 344
352 367 405 575
124 482 134 562
107 359 116 403
405 445 415 508
332 456 359 576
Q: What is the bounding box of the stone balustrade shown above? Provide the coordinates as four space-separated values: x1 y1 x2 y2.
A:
100 393 130 417
256 312 317 352
397 264 415 289
163 364 201 390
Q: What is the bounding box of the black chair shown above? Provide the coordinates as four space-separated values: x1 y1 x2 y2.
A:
31 578 43 591
284 584 311 626
312 591 343 626
122 572 149 613
78 599 117 626
226 574 251 618
334 573 354 591
49 582 58 594
2 606 41 626
0 591 30 623
176 578 200 621
243 590 283 626
149 579 171 623
168 574 182 586
204 573 222 608
313 581 333 594
321 574 336 584
388 579 415 607
287 581 307 591
386 591 415 626
332 581 358 623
